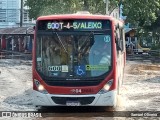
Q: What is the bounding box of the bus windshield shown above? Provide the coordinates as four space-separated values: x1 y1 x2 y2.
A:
36 31 112 78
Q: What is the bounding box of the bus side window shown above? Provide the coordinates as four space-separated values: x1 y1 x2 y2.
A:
120 28 124 52
116 28 124 52
115 30 121 51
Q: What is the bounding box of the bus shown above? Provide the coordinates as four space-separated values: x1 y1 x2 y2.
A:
32 12 126 107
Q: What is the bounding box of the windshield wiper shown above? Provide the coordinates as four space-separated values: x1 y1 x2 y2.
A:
79 32 94 50
54 32 68 54
79 31 94 54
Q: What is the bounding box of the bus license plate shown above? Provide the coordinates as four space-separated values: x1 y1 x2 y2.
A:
66 101 80 106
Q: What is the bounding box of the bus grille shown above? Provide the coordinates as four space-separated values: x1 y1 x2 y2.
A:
51 96 95 105
45 80 102 87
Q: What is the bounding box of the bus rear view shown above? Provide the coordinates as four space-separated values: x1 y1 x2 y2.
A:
32 13 125 107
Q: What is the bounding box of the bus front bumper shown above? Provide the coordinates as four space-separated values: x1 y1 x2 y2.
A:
32 90 117 107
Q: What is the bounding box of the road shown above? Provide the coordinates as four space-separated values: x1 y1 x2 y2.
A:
0 59 160 120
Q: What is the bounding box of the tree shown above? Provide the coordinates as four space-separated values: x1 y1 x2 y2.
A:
122 0 160 27
122 0 160 50
25 0 119 19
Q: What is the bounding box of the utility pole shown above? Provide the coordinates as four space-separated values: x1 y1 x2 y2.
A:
83 0 89 11
20 0 23 27
119 0 122 19
103 0 109 15
106 0 109 15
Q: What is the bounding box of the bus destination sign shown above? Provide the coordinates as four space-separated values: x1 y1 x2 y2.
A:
47 21 102 30
38 20 111 31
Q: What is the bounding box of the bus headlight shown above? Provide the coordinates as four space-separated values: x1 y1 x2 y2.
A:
98 79 113 94
34 79 48 94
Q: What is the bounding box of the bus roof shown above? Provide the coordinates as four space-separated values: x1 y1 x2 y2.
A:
37 13 124 27
37 13 113 21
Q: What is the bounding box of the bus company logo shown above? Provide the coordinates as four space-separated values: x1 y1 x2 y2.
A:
2 112 12 117
70 89 82 94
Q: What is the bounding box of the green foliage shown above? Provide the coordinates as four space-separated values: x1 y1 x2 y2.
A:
122 0 160 27
151 44 160 50
25 0 117 19
25 0 160 30
123 0 160 50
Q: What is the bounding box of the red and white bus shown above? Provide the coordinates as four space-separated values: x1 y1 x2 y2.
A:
32 12 126 107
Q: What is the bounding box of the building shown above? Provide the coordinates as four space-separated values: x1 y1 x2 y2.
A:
0 0 35 28
103 0 120 19
109 7 119 19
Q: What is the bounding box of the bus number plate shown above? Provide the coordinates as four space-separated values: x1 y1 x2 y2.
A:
66 101 80 106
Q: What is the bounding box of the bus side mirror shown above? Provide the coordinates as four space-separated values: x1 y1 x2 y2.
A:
115 34 122 51
117 40 122 51
33 26 35 30
115 23 119 30
116 40 121 51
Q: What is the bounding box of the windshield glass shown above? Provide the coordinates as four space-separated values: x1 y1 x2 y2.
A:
36 32 112 78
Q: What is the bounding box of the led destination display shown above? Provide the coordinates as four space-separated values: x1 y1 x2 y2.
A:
38 20 111 31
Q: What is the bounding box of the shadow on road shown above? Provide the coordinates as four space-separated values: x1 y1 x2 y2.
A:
37 106 116 117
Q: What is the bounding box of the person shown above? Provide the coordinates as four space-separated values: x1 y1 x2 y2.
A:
129 42 134 54
42 38 50 75
99 44 111 65
89 39 111 64
89 44 111 65
89 35 111 76
49 40 61 65
60 35 73 65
